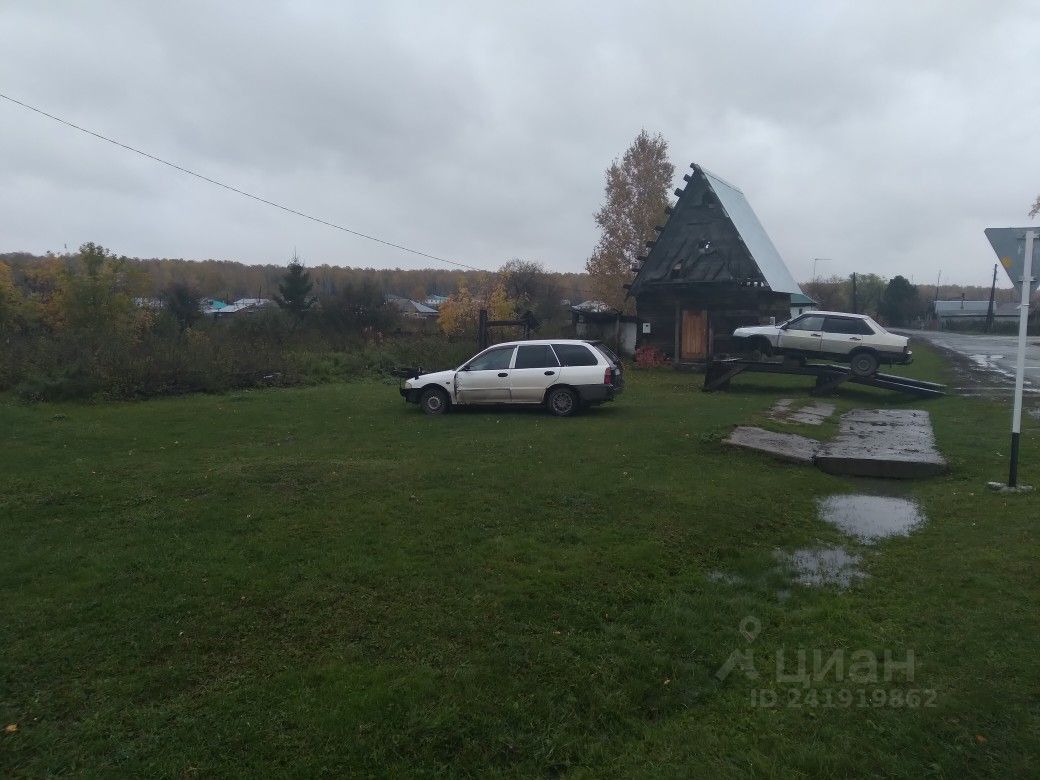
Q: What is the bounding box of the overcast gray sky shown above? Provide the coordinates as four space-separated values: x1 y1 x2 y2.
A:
2 1 1038 285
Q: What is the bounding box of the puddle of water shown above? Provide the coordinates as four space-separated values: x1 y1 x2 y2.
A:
777 547 866 588
969 353 1005 368
707 570 744 586
817 495 924 543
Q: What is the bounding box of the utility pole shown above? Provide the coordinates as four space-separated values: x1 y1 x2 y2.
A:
850 272 858 313
985 263 997 332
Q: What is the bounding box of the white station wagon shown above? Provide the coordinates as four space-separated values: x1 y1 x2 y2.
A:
400 339 623 416
733 311 912 376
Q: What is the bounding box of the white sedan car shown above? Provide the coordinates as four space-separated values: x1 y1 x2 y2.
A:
400 339 623 416
733 311 912 376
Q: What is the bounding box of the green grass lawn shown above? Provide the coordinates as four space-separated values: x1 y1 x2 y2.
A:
2 345 1038 776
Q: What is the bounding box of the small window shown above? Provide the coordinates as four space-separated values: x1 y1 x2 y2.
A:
467 346 515 371
789 314 825 332
514 345 560 369
551 343 598 367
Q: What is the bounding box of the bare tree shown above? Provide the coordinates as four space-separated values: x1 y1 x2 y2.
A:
585 130 674 314
1030 195 1040 219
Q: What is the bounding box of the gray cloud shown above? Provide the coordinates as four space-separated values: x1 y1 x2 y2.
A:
2 0 1038 284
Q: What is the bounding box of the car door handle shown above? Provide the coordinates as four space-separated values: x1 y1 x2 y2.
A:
544 370 555 376
849 337 861 341
810 333 821 337
497 372 508 377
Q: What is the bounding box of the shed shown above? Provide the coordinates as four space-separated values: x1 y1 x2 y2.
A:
933 299 1020 326
628 163 803 366
570 301 641 356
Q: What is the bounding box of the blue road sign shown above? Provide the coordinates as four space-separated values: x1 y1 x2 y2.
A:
984 227 1040 293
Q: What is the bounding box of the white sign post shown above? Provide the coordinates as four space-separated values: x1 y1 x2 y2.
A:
984 227 1039 488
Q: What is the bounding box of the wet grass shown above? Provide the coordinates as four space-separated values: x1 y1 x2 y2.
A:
1 344 1038 776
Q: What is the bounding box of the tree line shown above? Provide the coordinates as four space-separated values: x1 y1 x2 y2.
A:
0 244 593 400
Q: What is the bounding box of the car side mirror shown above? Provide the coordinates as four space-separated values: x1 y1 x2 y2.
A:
461 365 471 371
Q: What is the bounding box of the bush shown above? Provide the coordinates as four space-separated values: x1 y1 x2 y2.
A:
634 345 670 368
3 317 478 402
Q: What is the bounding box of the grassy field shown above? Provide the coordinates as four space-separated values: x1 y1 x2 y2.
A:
2 345 1038 776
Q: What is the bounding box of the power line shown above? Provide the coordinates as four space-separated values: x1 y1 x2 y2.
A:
0 91 606 301
0 90 488 272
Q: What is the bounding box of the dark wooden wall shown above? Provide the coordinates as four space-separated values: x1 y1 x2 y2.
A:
634 285 789 364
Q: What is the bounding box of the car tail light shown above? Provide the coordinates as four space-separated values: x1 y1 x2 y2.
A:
604 367 612 385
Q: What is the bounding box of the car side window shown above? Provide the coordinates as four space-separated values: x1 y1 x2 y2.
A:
790 315 825 331
514 345 560 369
823 316 859 334
551 343 598 366
822 317 875 335
467 347 515 371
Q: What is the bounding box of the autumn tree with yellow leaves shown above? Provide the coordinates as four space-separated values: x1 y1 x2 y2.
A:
585 130 674 314
438 279 516 338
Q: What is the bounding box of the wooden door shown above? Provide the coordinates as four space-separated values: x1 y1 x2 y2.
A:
680 309 708 360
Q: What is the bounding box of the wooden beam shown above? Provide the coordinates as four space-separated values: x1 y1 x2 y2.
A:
673 301 681 366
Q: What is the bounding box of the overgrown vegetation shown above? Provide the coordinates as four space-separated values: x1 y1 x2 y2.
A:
0 244 572 401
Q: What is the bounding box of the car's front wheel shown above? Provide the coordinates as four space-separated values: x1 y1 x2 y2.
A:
749 337 773 358
546 387 578 417
849 350 879 377
419 387 449 415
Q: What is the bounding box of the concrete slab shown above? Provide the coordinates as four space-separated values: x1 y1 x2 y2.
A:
724 426 821 464
787 401 836 426
815 409 947 479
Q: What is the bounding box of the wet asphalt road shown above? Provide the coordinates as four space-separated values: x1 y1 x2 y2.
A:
900 329 1040 396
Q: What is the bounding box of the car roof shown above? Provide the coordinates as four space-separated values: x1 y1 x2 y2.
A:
486 338 600 347
796 310 873 319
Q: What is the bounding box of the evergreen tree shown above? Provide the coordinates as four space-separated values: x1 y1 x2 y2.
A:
165 282 201 332
879 275 922 326
275 253 315 323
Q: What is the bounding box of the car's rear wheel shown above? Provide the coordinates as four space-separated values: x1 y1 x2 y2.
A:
849 350 880 377
546 387 578 417
419 387 449 415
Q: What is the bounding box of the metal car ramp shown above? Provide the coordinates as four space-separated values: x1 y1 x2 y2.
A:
703 358 946 398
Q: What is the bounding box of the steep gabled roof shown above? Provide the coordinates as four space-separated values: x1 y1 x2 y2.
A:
629 163 802 296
